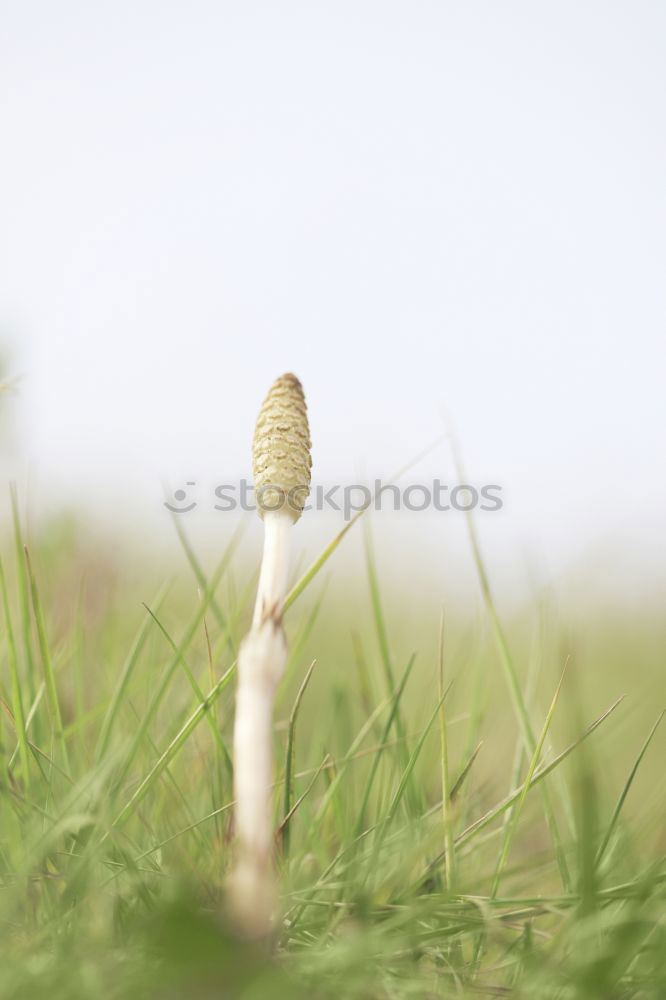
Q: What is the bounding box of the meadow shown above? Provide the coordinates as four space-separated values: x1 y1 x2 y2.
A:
3 1 664 990
0 485 664 1000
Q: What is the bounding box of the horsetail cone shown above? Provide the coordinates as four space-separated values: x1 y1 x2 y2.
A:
252 372 312 521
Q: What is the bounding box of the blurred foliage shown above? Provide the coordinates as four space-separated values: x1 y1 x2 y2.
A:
0 508 664 998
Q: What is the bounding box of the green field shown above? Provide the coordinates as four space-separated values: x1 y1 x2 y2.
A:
0 498 664 999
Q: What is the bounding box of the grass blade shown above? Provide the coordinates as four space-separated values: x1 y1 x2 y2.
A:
10 487 36 710
111 545 235 790
422 695 624 878
595 710 665 869
284 436 447 613
0 554 31 786
279 754 329 845
438 612 456 889
456 696 623 852
355 653 417 836
385 684 450 827
363 520 415 811
491 660 569 896
282 658 317 857
450 740 483 803
140 601 232 773
108 661 237 833
170 511 242 641
95 582 171 762
24 545 69 771
450 432 570 891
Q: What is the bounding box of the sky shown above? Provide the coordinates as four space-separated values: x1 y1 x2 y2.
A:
1 1 665 596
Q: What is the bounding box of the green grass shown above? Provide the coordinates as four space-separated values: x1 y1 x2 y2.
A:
0 501 664 999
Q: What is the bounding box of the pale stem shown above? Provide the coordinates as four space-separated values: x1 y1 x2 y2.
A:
230 508 293 937
252 510 293 627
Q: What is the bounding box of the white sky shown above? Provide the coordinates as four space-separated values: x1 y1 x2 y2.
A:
1 1 665 592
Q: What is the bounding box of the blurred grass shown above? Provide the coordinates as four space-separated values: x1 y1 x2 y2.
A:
0 504 664 999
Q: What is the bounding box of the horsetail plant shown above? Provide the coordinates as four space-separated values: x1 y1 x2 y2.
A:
230 373 312 937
